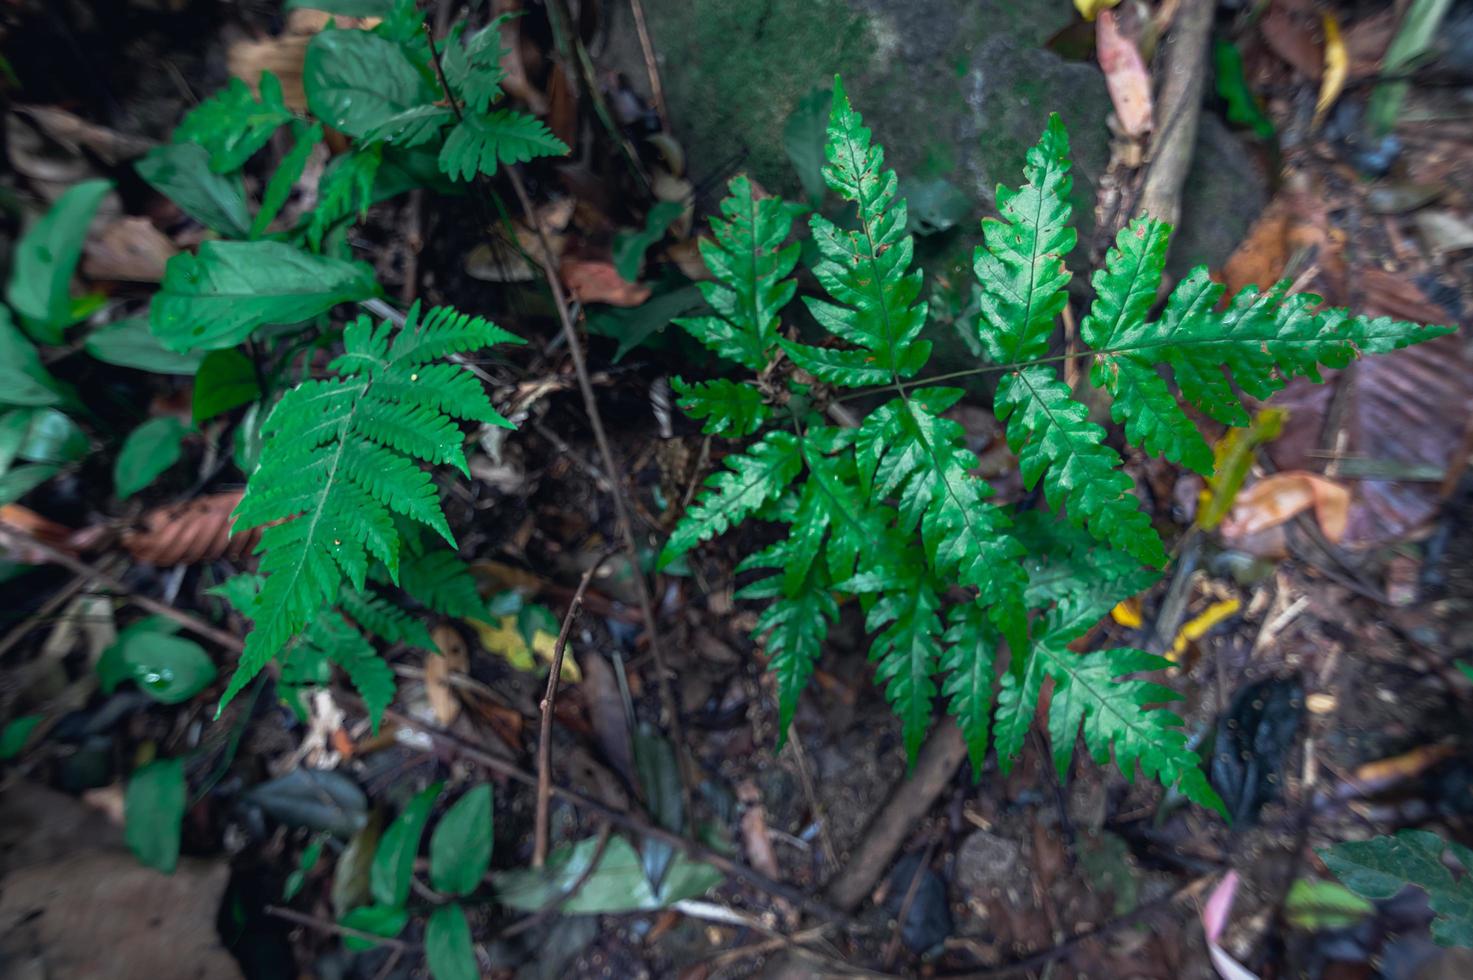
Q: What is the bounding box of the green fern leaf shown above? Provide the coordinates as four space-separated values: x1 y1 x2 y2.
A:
973 113 1075 365
941 601 997 777
673 175 802 372
845 570 945 761
339 587 435 649
437 110 568 182
399 548 484 618
736 540 837 736
223 303 522 710
658 430 803 566
175 72 294 173
780 78 930 386
995 366 1164 566
306 145 383 252
441 18 510 114
309 611 396 732
671 377 771 437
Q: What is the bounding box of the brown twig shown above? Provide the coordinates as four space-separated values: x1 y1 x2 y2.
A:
628 0 669 131
380 706 844 922
504 166 695 829
0 567 93 659
1136 0 1213 227
534 550 617 867
265 905 411 952
0 527 244 652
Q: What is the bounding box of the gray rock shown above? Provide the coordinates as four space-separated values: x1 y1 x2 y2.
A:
954 828 1022 899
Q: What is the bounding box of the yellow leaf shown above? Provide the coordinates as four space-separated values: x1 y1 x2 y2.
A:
468 615 580 683
1314 12 1348 129
1111 597 1144 628
1197 408 1287 530
1169 599 1241 661
1075 0 1122 21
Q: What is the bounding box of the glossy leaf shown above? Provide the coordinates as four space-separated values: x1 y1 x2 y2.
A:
425 904 477 980
494 835 722 913
85 317 203 374
340 904 409 951
430 784 493 896
174 73 293 173
7 179 112 342
115 417 189 498
125 757 187 873
192 349 261 422
136 143 251 238
370 781 442 908
305 28 433 138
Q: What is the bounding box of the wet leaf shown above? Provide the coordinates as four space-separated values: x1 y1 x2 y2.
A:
1209 676 1303 824
245 766 368 837
371 781 442 907
494 835 721 913
125 757 186 873
85 317 202 375
97 626 216 704
136 143 251 239
340 904 408 951
115 417 189 499
2 407 88 466
426 903 477 980
430 784 493 897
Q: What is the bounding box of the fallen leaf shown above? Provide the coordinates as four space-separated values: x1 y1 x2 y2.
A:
1075 0 1123 21
14 105 153 165
1261 5 1323 79
1201 871 1261 980
1198 408 1288 530
120 491 260 566
1313 13 1348 129
1097 10 1153 138
559 258 651 307
427 624 470 726
1221 472 1350 542
83 216 177 283
1220 182 1342 299
1169 598 1241 661
1111 597 1144 628
0 503 78 559
467 614 578 682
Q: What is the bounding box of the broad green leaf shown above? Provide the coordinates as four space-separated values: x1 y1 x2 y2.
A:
1285 879 1374 930
0 714 43 759
7 179 112 342
250 122 324 238
115 417 189 498
125 757 187 873
193 349 261 422
494 835 722 913
1 407 87 466
1213 41 1277 141
243 766 368 838
613 201 684 282
425 904 477 980
1321 829 1473 946
437 110 568 181
151 240 379 351
100 630 217 703
782 86 831 205
0 310 72 406
1366 0 1454 137
175 73 294 173
340 904 409 952
585 281 704 362
370 781 442 908
136 143 251 238
0 464 59 505
900 176 972 235
305 28 433 139
85 317 203 374
429 784 494 896
633 727 683 891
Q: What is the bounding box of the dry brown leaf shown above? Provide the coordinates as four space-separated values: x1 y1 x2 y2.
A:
427 624 469 726
559 258 651 306
1 504 78 560
1314 13 1348 129
227 13 373 111
1221 181 1343 300
120 491 260 566
83 217 177 283
1097 10 1153 138
1221 471 1350 542
14 105 152 165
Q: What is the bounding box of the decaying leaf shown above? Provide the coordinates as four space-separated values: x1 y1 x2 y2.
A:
82 217 177 283
468 613 577 682
1168 598 1240 662
559 258 652 307
120 491 260 566
427 624 470 726
1221 472 1350 543
1097 10 1153 138
1313 13 1348 129
1 503 78 559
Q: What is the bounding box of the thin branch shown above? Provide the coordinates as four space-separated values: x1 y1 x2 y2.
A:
266 905 411 952
504 165 696 830
628 0 669 130
535 549 617 867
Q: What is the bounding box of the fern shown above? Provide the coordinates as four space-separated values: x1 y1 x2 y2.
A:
222 302 521 709
397 546 485 619
438 110 568 182
175 72 294 173
306 145 383 252
441 18 510 114
659 79 1447 803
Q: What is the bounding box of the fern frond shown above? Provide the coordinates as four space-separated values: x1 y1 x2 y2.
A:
306 145 383 252
175 72 294 173
658 430 803 566
673 175 802 372
222 303 522 709
671 377 771 437
942 602 998 777
308 611 397 732
339 587 435 649
438 110 568 182
399 548 484 618
780 78 929 386
845 569 946 761
362 106 455 149
995 366 1164 566
441 18 510 114
736 540 837 736
973 113 1075 365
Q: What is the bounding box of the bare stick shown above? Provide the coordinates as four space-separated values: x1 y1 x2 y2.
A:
628 0 669 130
534 550 616 867
266 905 410 951
0 527 244 652
1136 0 1213 227
503 166 695 827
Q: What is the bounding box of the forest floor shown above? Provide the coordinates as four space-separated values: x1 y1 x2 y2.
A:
1 1 1472 978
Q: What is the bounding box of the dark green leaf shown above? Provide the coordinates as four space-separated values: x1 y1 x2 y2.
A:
287 0 394 13
305 28 433 139
136 143 252 238
125 757 186 873
2 407 87 465
437 110 568 181
0 714 44 759
0 464 59 505
115 417 189 498
586 283 704 362
782 86 831 205
283 836 326 902
151 241 379 351
370 781 442 907
0 309 72 406
85 317 203 374
340 904 409 951
193 348 262 422
175 73 294 173
430 784 494 896
425 904 477 980
244 767 368 837
612 201 684 282
1321 829 1473 946
632 727 683 891
494 835 722 913
99 628 216 703
250 122 324 238
900 176 972 235
6 179 112 342
1213 41 1276 141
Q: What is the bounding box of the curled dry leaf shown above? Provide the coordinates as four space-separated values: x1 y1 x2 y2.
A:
426 624 470 726
14 105 153 165
1221 471 1350 542
1313 13 1349 129
559 258 652 307
1 504 79 561
82 217 177 283
120 491 260 566
1097 10 1154 138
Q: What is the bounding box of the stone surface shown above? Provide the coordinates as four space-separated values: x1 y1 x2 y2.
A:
954 828 1022 899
